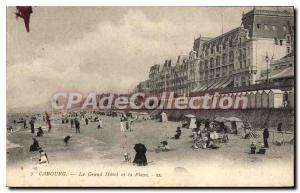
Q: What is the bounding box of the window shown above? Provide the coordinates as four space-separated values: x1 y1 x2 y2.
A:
223 42 226 50
229 51 234 63
272 25 276 31
257 24 261 29
222 54 227 65
287 47 291 53
205 48 209 56
216 56 220 66
264 24 268 30
274 38 278 45
204 60 208 68
199 61 203 70
280 40 283 46
210 58 214 68
283 26 287 31
286 35 291 43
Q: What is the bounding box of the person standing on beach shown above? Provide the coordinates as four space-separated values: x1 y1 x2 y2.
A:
98 117 103 129
85 117 89 125
45 112 51 132
120 118 125 132
263 128 269 148
75 118 80 133
70 118 74 128
23 119 28 129
29 119 35 133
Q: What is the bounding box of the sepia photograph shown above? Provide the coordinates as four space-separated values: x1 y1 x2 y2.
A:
6 6 295 187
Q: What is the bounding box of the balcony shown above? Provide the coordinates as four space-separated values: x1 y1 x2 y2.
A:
234 66 257 74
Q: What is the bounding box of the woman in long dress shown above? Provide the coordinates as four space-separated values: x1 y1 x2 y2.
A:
120 118 125 132
98 117 103 129
133 143 147 166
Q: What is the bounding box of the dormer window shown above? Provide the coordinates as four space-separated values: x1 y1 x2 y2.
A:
283 26 287 31
280 40 283 46
286 35 291 43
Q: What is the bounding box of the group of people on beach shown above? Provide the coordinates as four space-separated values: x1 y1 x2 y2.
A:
9 110 287 169
120 115 133 132
190 120 223 149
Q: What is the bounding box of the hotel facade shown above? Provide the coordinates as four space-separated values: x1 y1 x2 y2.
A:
136 8 294 97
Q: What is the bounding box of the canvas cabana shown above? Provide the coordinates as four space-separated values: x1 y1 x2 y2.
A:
288 89 294 108
223 117 244 134
136 112 150 120
182 114 197 129
261 90 270 108
127 111 138 119
269 89 284 108
255 90 263 108
248 91 256 109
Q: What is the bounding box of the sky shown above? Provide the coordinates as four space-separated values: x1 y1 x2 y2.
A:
7 6 254 111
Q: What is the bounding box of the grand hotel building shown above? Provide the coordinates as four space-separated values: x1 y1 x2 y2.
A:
136 8 294 97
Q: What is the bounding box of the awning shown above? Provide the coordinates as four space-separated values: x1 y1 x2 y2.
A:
192 84 203 92
206 80 217 89
214 78 230 89
208 79 222 90
269 67 294 80
198 84 209 91
192 78 233 92
219 78 234 88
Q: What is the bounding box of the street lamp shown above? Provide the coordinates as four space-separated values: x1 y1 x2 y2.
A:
265 53 269 84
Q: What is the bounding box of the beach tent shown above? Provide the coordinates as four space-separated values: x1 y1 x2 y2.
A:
245 91 252 109
223 117 244 134
136 112 150 120
213 117 228 132
160 112 168 123
115 111 126 117
216 94 225 109
182 114 197 129
288 89 294 108
234 92 248 109
229 93 237 108
269 89 284 108
261 90 270 108
127 111 138 119
255 90 263 108
219 93 232 108
214 116 227 123
249 91 256 109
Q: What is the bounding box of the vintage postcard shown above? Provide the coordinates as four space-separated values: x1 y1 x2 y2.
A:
6 6 295 187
